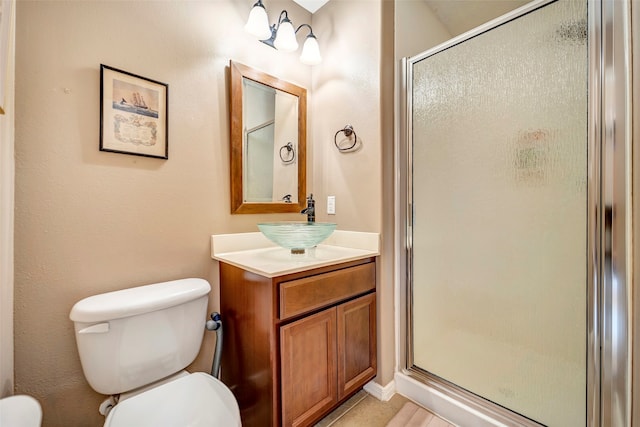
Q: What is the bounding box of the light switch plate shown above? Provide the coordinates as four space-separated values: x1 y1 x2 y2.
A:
327 196 336 215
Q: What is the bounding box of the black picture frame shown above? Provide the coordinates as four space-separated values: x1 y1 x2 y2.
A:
100 64 169 159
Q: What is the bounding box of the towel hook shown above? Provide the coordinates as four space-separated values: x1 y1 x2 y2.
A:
334 125 357 151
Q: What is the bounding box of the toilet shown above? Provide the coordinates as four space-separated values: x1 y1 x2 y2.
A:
69 278 241 426
0 395 42 427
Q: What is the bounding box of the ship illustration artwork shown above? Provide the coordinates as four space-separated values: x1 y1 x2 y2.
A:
112 91 159 118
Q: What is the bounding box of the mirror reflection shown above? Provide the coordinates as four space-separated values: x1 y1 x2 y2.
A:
243 79 298 203
230 61 307 214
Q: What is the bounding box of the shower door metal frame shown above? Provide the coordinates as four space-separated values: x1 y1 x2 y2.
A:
598 0 632 425
397 0 632 425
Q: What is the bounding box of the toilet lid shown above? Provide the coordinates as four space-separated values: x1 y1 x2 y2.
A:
104 372 241 427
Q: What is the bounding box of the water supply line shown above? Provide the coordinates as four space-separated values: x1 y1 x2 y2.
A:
205 312 223 379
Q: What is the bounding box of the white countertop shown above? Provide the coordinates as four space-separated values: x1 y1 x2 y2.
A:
211 230 380 278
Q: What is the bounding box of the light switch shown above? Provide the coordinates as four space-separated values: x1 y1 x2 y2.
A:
327 196 336 215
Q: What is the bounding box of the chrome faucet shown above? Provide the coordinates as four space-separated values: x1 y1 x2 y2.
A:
301 194 315 222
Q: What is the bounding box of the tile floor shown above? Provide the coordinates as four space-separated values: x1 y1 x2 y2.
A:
315 390 455 427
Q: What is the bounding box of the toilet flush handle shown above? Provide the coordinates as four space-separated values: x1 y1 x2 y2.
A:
78 323 110 334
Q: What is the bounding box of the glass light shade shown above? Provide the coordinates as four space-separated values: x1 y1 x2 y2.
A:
245 4 271 40
274 20 298 52
300 35 322 65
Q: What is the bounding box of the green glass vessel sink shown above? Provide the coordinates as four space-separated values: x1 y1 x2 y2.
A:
258 222 337 254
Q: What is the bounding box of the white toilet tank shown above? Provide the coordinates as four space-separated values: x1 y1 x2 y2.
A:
70 278 211 395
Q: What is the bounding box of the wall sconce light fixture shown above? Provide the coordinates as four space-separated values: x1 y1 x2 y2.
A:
245 1 322 65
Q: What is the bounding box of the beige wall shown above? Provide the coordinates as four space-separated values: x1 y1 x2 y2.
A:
310 0 382 232
14 0 387 426
395 0 450 60
311 0 389 385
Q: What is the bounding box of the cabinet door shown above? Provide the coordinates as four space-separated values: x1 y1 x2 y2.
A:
280 308 337 427
337 293 377 400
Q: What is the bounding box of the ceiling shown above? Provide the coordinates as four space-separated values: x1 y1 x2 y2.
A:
292 0 330 14
293 0 529 36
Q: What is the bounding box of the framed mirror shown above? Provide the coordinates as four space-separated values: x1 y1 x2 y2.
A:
230 61 307 214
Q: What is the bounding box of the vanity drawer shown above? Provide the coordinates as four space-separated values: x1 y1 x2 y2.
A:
279 263 375 320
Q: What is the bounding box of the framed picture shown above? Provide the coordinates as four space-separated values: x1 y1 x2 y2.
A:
100 64 168 159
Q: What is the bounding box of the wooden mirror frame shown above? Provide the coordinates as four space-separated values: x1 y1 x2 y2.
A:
230 61 307 214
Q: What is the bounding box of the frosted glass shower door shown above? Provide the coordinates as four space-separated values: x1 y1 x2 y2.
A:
410 1 587 426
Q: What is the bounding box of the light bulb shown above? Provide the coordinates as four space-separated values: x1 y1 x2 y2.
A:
300 34 321 65
274 18 298 52
245 2 271 40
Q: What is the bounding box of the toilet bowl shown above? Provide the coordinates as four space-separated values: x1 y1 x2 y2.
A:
70 278 241 427
105 372 239 426
0 395 42 427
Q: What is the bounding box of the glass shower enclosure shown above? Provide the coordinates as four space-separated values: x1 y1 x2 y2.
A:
399 0 631 426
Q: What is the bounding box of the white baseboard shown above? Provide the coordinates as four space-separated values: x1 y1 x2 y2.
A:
363 379 396 402
394 372 511 427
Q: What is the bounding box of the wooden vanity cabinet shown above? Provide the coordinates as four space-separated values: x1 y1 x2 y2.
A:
219 257 377 427
280 307 337 427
